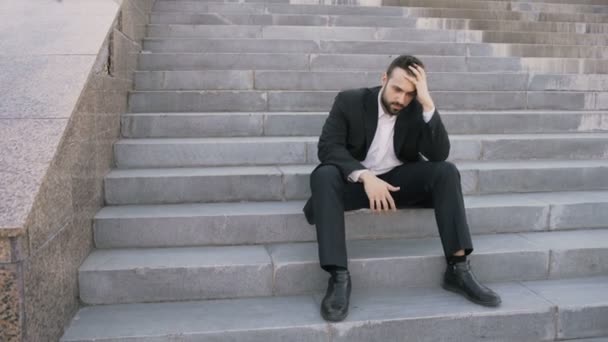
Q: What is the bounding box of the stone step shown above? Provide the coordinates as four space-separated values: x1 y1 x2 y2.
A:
134 70 532 91
103 160 608 205
149 12 608 34
415 1 608 15
113 133 608 168
60 276 608 341
474 0 608 4
153 0 608 15
78 229 608 303
142 37 469 55
146 24 608 46
134 70 608 92
137 53 608 74
94 190 608 248
159 0 608 6
160 0 608 4
147 24 486 42
142 38 608 59
416 17 608 34
151 2 608 23
128 89 608 112
121 110 608 138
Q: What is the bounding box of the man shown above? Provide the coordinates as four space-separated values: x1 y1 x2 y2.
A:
302 55 501 322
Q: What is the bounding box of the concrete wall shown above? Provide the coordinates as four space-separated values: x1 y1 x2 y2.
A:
0 0 154 340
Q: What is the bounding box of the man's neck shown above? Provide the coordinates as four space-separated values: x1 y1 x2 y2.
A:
378 87 395 116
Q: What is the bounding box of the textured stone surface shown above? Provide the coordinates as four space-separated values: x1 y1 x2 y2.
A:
77 227 608 303
23 221 75 342
0 165 49 240
269 233 549 295
0 238 11 262
0 1 119 55
150 1 608 23
93 191 568 248
520 230 608 279
114 137 310 167
63 0 608 340
105 166 285 204
79 246 273 304
104 161 608 203
135 70 254 90
324 284 555 342
121 111 608 138
0 0 153 341
61 295 327 342
111 133 608 168
0 56 96 120
523 277 608 340
129 90 269 112
61 281 564 342
146 11 608 35
474 160 608 194
139 52 310 70
0 264 21 342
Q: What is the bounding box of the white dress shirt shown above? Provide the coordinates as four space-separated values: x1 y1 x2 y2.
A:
347 88 435 182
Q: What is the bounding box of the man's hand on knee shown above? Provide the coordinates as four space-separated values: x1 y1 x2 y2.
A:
359 171 400 213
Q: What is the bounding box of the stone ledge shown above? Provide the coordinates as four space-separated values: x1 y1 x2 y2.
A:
0 0 155 341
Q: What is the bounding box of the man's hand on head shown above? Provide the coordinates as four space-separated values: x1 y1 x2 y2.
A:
359 171 400 213
404 64 435 113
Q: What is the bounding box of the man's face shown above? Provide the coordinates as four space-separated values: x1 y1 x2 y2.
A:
380 67 418 115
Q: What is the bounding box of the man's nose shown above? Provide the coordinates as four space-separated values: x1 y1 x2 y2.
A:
398 93 407 104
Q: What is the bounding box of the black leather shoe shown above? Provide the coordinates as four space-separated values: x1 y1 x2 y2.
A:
442 260 501 307
321 269 351 322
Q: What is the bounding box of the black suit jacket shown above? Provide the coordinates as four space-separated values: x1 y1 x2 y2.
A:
303 85 451 224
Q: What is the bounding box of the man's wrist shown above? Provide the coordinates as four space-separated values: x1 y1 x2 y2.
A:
422 105 435 123
422 102 435 113
359 170 375 183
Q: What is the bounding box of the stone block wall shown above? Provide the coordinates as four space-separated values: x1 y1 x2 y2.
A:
0 1 155 340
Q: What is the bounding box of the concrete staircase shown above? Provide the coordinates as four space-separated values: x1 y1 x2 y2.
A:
61 0 608 340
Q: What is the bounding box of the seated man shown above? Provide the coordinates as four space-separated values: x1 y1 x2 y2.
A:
303 55 501 322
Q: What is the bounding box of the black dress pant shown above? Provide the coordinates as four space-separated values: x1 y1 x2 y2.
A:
309 161 474 271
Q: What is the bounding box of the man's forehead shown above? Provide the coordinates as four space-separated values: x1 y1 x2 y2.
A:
387 68 416 91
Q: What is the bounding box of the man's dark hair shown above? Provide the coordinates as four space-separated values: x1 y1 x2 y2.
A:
386 55 425 78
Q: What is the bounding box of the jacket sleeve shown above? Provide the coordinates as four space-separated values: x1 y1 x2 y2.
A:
418 108 450 161
317 93 366 179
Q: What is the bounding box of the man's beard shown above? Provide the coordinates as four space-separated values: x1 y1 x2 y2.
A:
380 87 405 116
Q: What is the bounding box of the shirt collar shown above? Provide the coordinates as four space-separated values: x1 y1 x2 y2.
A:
377 86 388 118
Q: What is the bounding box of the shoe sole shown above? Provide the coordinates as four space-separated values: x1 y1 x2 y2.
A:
441 283 502 307
321 308 349 322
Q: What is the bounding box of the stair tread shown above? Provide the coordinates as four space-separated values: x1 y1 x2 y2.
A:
79 245 271 271
142 36 608 47
95 190 608 219
145 23 608 38
61 276 608 341
105 159 608 178
128 90 608 93
150 1 608 14
122 109 608 115
81 228 608 271
115 132 608 144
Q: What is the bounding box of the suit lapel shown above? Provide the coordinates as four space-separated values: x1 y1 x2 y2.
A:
393 99 421 155
363 86 382 152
